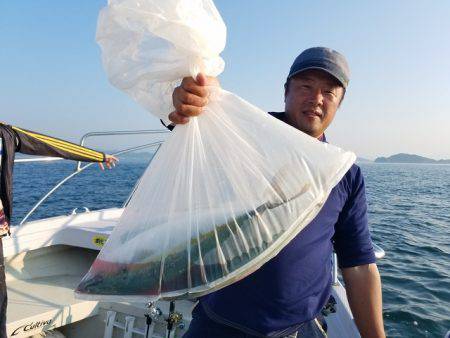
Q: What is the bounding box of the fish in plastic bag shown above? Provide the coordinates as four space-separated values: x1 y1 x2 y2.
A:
75 0 356 302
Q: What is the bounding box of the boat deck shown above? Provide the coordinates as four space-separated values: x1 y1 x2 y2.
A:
7 275 99 337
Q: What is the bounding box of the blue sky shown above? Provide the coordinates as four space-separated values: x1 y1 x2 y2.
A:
1 1 449 159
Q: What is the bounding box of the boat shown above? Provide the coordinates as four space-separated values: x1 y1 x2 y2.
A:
3 129 385 338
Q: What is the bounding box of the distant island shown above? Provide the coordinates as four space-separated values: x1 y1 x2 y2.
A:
356 157 373 163
375 153 450 164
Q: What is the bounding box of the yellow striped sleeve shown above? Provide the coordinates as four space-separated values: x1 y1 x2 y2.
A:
12 126 104 162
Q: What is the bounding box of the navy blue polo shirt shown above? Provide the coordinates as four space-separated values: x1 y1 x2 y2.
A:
196 112 376 337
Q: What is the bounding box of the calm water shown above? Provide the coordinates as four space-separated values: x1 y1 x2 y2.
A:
10 159 450 337
362 163 450 338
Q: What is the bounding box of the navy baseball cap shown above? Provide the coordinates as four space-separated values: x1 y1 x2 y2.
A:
287 47 350 88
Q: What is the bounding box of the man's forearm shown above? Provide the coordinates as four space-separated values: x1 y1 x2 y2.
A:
342 263 385 338
12 125 105 162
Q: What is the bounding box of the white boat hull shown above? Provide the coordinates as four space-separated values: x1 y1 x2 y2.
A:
4 208 360 338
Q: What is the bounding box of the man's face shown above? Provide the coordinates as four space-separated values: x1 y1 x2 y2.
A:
284 69 344 138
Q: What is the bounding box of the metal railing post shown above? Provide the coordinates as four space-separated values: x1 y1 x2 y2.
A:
332 252 338 285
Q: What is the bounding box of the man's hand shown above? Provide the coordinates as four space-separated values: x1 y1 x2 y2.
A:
99 155 119 171
169 73 219 125
342 263 386 338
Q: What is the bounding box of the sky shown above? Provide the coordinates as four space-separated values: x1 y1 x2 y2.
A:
1 1 450 160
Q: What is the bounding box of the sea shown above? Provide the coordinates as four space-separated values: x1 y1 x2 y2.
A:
10 158 450 338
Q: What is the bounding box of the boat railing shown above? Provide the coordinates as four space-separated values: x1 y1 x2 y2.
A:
15 129 169 225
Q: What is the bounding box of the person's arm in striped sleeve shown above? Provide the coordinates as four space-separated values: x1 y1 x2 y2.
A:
11 125 118 169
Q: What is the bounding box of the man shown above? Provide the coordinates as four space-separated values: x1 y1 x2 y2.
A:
168 47 385 338
0 122 118 337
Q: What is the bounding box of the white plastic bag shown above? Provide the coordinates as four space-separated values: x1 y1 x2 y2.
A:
76 0 356 302
95 0 226 125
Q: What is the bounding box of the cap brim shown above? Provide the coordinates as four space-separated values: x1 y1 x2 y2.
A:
288 66 347 88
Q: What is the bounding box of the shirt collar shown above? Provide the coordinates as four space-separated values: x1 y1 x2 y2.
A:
318 134 327 143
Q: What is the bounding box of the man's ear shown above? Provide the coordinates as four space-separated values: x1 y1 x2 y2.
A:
284 82 288 102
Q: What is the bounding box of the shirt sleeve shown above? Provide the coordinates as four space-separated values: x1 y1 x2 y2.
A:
12 126 105 162
333 166 376 268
